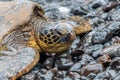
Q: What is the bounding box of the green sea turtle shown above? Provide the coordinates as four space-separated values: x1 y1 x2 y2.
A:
0 0 92 80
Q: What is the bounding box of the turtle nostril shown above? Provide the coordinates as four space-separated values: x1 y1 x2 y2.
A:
55 30 63 36
57 31 62 36
68 33 76 41
60 33 75 43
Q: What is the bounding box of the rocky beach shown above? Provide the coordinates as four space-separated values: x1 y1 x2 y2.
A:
20 0 120 80
0 0 120 80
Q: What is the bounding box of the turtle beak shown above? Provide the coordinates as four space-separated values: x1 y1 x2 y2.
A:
68 33 76 42
60 33 76 43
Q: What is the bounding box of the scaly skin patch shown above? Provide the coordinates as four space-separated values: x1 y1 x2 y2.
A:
69 16 92 35
27 28 40 51
34 21 76 53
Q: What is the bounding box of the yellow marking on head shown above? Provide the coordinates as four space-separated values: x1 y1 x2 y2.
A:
27 31 40 51
38 38 72 53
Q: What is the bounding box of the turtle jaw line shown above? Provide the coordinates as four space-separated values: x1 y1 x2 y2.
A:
38 30 76 53
40 41 73 53
38 37 74 53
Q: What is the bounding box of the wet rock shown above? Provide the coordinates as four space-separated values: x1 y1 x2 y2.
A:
69 36 81 54
114 72 120 80
103 41 111 47
21 69 47 80
37 69 54 80
63 76 73 80
98 55 111 68
85 44 103 57
98 54 111 63
69 54 94 72
90 0 108 9
56 57 73 70
21 73 37 80
107 70 117 79
59 52 69 58
91 2 102 9
107 22 120 31
103 36 120 47
71 49 84 62
103 1 118 12
46 0 64 2
110 57 120 70
43 57 54 69
71 7 88 15
92 22 120 44
31 0 47 9
100 13 110 21
39 69 47 74
90 17 105 29
87 73 96 80
68 72 81 80
53 70 67 80
93 70 117 80
0 77 9 80
34 0 72 21
43 51 74 70
70 0 90 15
110 9 120 21
82 31 96 46
92 29 110 44
45 8 67 21
81 54 94 62
100 43 120 57
80 63 104 76
80 76 89 80
111 36 120 44
20 63 42 80
58 7 70 15
69 61 82 72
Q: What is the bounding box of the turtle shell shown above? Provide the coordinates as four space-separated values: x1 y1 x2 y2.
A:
0 0 44 79
0 0 44 39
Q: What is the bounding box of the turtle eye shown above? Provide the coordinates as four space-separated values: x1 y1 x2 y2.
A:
56 30 62 36
60 33 71 42
43 30 48 35
54 28 65 36
60 37 67 42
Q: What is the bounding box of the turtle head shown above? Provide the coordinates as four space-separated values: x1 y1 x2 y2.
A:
38 22 76 53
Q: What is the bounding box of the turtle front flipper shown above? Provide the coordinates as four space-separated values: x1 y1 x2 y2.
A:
0 25 40 80
66 16 92 35
0 47 39 80
0 39 40 80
